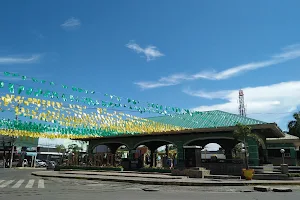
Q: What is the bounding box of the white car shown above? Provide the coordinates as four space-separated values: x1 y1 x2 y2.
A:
35 159 47 167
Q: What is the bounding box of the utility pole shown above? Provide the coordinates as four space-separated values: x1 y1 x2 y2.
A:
9 138 15 168
9 104 19 168
2 138 5 168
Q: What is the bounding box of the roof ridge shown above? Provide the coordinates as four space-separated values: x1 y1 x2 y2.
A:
214 110 267 124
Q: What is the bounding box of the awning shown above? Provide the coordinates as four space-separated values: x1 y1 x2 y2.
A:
26 152 37 156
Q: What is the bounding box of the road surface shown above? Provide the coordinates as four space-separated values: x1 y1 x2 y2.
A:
1 168 300 200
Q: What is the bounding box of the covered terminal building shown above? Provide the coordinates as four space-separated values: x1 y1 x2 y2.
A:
83 110 294 174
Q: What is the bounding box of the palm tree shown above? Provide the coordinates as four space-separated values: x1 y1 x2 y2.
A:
56 145 66 164
233 123 264 169
288 112 300 137
68 144 82 153
68 144 83 165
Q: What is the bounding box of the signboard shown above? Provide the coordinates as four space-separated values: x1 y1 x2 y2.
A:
26 152 37 157
263 164 274 172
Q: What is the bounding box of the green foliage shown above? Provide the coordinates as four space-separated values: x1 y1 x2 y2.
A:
233 123 264 145
55 144 66 153
233 123 264 169
68 144 82 153
288 112 300 137
288 173 300 177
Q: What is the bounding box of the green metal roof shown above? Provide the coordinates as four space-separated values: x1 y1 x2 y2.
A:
148 110 266 129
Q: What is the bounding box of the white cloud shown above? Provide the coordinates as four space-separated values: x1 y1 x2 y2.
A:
126 41 164 61
61 17 81 29
135 44 300 89
0 55 41 64
185 81 300 128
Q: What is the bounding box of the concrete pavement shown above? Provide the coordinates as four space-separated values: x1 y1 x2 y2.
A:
1 168 300 200
32 170 300 186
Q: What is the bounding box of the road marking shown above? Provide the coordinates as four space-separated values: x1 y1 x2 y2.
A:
25 179 35 188
38 179 44 188
0 180 15 188
12 179 25 188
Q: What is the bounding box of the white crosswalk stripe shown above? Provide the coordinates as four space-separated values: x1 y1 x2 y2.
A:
38 179 44 188
12 179 25 188
25 179 35 188
0 180 14 188
0 179 45 189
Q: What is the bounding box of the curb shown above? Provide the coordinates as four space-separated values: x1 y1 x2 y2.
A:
63 172 182 180
31 172 300 186
15 167 46 170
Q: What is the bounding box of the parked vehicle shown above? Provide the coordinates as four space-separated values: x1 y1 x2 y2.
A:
46 161 56 170
35 159 47 167
23 159 28 167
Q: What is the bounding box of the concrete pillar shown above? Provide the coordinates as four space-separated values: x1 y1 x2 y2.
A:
175 142 185 169
148 147 156 167
165 145 169 158
263 148 269 164
247 138 259 166
109 147 118 167
290 148 297 166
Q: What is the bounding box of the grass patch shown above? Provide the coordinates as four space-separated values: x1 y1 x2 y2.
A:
288 173 300 177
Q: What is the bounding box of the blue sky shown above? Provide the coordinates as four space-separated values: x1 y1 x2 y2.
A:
1 0 300 132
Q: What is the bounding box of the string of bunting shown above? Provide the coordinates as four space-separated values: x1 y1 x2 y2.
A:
2 71 191 116
0 95 186 138
0 94 233 133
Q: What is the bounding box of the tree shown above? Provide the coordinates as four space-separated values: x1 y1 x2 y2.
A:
68 144 83 165
232 142 244 158
288 112 300 137
233 123 263 169
55 145 66 164
68 144 82 153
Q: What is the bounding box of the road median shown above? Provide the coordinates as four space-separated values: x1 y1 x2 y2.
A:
32 170 300 186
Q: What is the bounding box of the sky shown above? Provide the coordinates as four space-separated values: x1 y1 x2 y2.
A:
1 0 300 143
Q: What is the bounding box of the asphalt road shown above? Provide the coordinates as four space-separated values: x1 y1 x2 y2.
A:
1 168 300 200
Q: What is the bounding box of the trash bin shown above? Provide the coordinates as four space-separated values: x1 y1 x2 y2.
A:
280 164 289 174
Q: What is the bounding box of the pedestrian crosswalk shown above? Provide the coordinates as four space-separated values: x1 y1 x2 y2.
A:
0 179 45 189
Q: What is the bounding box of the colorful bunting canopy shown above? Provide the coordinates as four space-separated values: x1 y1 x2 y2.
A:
0 71 198 139
0 94 186 139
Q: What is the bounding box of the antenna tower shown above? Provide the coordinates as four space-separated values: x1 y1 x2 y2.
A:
238 90 246 116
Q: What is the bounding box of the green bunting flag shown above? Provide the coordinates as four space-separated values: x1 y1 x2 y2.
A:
18 86 25 94
26 88 33 95
8 83 14 93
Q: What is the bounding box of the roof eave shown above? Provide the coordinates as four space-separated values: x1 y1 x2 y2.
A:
77 123 284 141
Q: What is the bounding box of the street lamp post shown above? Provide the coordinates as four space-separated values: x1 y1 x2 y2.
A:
280 149 285 165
